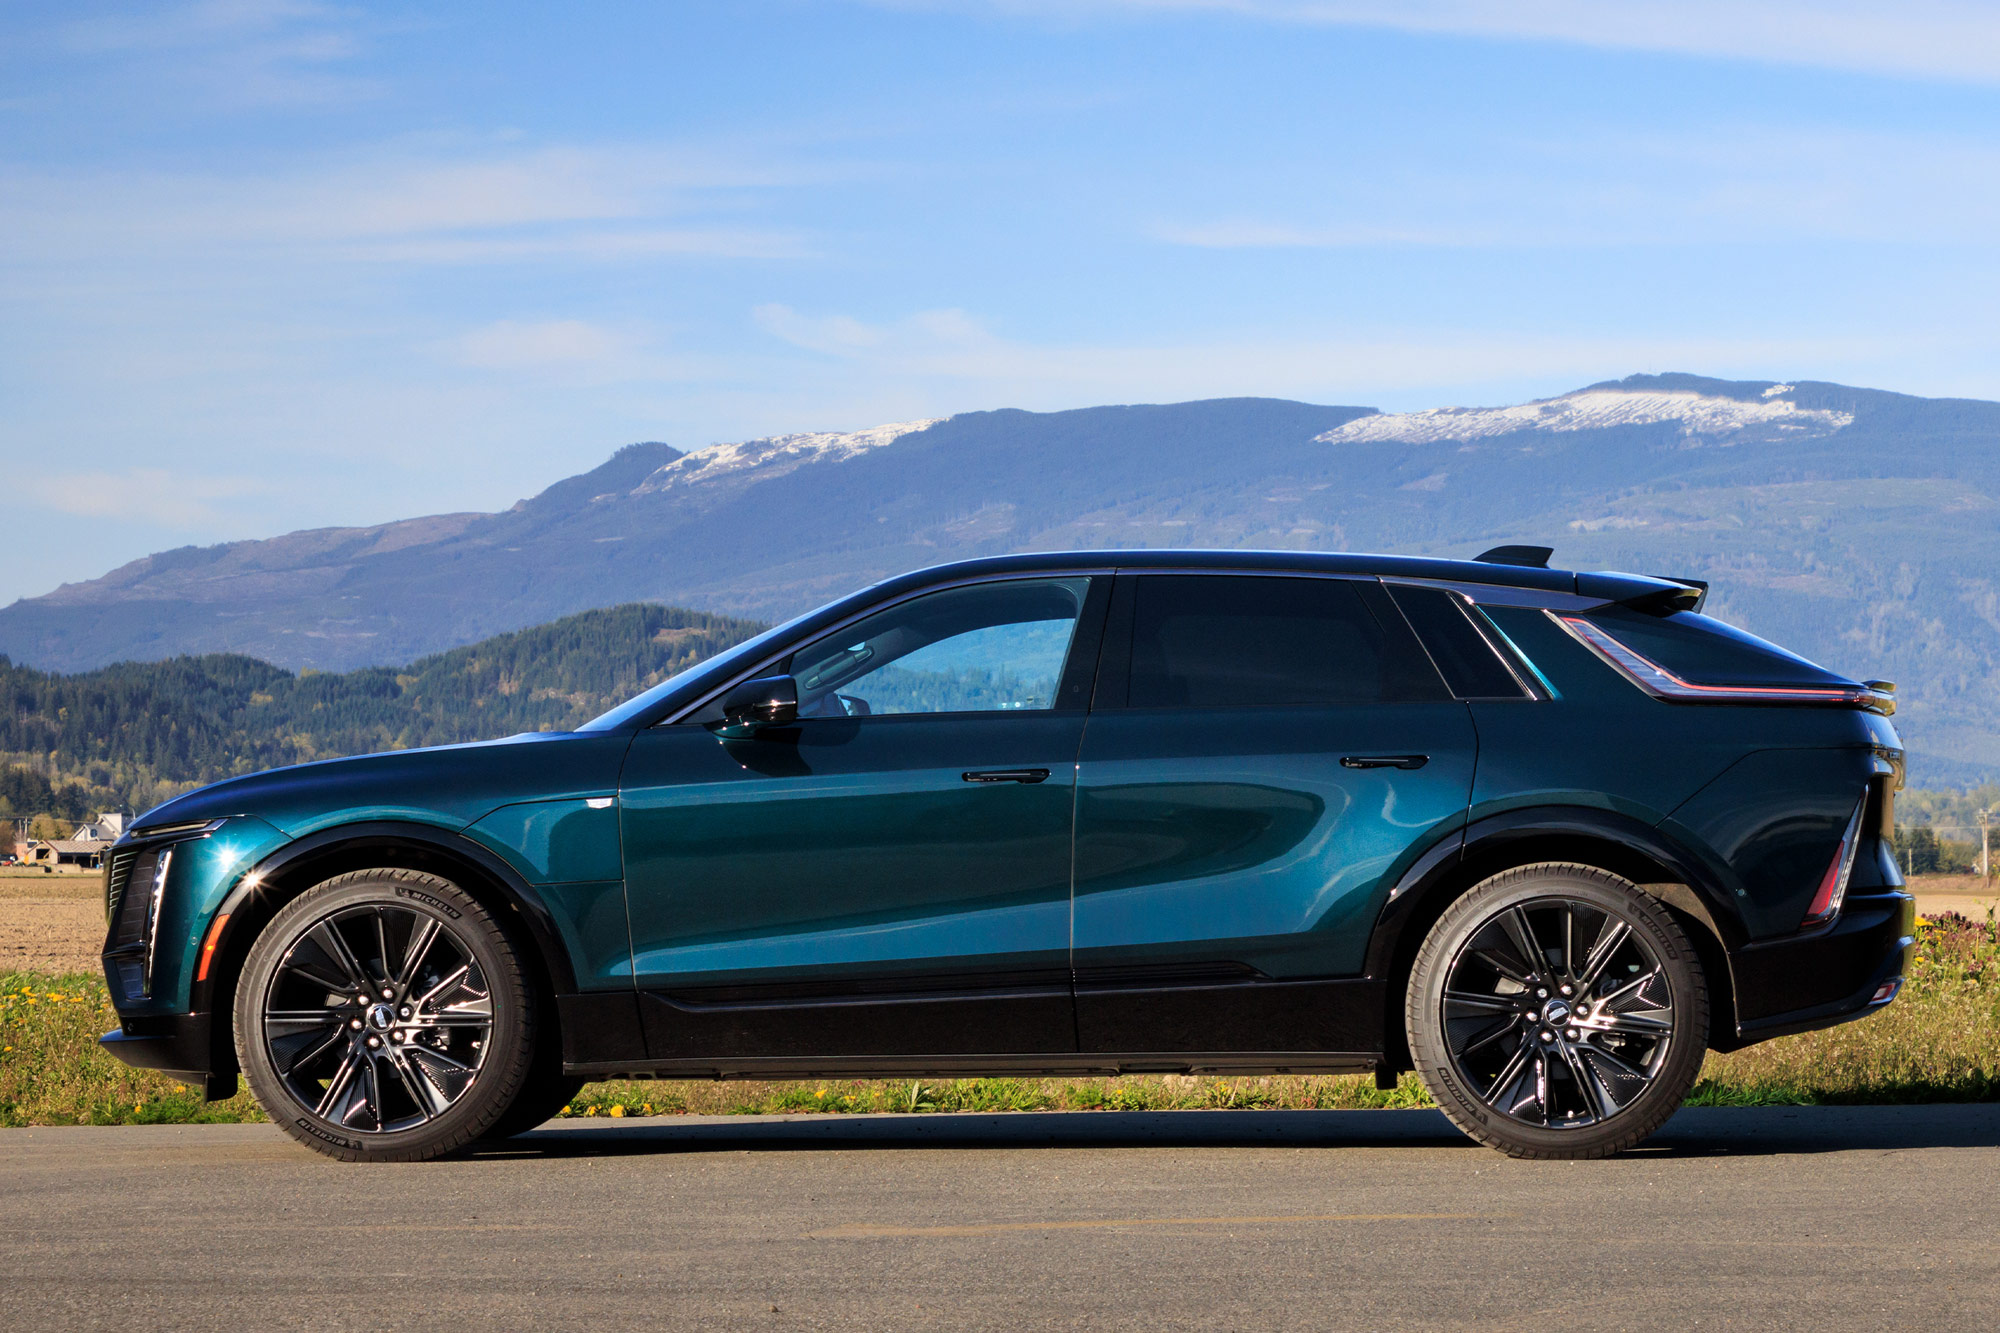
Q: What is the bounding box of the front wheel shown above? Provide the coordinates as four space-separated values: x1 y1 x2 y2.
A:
1406 863 1709 1159
234 869 541 1162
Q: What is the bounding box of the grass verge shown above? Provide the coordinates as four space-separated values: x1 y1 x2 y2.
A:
6 912 1994 1128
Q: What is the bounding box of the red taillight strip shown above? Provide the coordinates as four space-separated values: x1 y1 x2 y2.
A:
1552 615 1894 714
1802 800 1867 929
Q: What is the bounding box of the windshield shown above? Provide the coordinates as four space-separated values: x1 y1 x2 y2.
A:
578 609 818 731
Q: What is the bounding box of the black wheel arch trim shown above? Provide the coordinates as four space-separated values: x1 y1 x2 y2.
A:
1365 804 1746 977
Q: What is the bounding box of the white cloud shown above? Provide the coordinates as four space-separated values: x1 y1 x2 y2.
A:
1154 125 2000 250
29 467 278 530
907 1 2000 83
453 320 635 371
751 303 1891 404
0 143 823 271
53 0 379 107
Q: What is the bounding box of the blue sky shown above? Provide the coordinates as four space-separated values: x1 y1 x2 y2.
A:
5 1 2000 605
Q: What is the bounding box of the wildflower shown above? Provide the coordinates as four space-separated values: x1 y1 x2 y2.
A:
609 1104 625 1118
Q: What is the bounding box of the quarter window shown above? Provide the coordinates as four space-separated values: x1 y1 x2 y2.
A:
787 577 1092 717
1127 575 1398 708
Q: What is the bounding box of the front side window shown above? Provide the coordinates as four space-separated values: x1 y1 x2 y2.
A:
787 577 1092 717
1126 574 1429 707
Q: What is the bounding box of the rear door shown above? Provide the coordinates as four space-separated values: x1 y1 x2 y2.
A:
1070 572 1479 1055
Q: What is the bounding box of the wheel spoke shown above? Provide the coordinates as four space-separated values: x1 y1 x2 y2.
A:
1578 1044 1655 1110
415 962 472 1010
382 1046 449 1119
1458 1014 1524 1057
1484 1041 1535 1108
1593 966 1670 1015
1577 919 1631 991
1585 1008 1673 1037
1556 1040 1606 1124
314 1048 368 1123
1500 907 1546 980
1443 989 1519 1015
1468 946 1535 986
309 920 374 992
397 917 442 989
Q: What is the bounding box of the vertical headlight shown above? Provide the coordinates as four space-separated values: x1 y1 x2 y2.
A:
141 847 174 994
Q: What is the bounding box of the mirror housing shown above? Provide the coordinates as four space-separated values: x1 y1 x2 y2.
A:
710 674 800 738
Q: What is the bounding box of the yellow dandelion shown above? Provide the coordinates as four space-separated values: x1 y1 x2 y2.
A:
609 1104 626 1118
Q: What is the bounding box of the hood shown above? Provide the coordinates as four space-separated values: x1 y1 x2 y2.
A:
133 731 632 841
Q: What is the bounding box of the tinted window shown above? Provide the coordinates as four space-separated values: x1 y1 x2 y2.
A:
787 577 1090 717
1388 585 1528 699
1127 575 1397 708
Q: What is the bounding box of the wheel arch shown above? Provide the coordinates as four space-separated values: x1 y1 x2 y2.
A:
191 821 578 1082
1366 806 1743 1071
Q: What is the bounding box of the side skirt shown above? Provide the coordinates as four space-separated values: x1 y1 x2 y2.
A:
563 1051 1384 1081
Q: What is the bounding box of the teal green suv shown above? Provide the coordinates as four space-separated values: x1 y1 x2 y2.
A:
100 548 1911 1160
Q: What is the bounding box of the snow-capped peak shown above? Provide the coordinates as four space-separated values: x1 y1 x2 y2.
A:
633 418 944 493
1314 388 1851 447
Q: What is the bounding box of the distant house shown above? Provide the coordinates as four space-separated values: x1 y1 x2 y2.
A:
22 838 110 869
71 813 128 842
18 813 127 870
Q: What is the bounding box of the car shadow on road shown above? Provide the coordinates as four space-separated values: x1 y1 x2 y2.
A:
473 1103 2000 1160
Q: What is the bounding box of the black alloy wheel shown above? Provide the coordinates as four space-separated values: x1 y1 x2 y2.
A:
235 869 540 1161
1407 863 1709 1159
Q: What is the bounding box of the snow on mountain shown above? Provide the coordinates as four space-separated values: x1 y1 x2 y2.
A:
1315 388 1853 446
632 418 944 494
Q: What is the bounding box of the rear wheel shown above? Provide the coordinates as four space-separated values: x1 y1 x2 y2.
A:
234 869 539 1162
1406 863 1709 1159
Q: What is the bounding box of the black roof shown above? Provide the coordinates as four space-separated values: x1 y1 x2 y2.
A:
871 548 1684 605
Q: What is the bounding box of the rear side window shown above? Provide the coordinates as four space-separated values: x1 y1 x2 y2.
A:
1126 575 1429 708
1387 585 1528 699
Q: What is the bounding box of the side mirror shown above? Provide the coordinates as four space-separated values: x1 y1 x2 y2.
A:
711 674 800 738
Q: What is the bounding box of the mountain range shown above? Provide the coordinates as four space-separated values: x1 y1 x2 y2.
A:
4 373 1998 785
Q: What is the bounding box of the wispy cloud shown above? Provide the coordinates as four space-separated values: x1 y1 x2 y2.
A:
751 303 1890 403
1 143 823 271
1155 124 2000 250
53 0 380 107
895 1 2000 83
29 466 278 530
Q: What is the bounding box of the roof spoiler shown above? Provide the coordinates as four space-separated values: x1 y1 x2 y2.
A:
1477 546 1709 614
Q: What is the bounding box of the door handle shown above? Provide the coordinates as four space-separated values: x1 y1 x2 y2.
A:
1340 754 1429 770
962 768 1052 784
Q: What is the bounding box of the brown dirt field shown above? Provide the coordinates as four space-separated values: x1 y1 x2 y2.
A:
0 880 102 974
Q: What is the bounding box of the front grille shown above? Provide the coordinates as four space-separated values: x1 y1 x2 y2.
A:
104 849 139 927
109 847 161 953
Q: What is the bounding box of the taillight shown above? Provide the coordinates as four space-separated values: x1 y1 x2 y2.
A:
1802 799 1866 930
1553 615 1894 715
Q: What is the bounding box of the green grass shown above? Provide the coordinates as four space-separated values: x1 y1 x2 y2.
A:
6 910 1995 1128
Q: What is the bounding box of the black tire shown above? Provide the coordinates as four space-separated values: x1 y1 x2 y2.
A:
234 868 540 1162
1406 863 1709 1160
480 1073 586 1141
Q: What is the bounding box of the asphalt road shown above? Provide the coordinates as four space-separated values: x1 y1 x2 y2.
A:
4 1106 1997 1331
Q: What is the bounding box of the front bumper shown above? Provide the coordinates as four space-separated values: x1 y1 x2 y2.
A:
1728 890 1915 1043
99 1013 237 1101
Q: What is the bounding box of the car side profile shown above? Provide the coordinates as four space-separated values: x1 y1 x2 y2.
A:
100 548 1912 1160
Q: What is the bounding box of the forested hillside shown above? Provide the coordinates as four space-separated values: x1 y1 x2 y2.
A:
0 603 760 823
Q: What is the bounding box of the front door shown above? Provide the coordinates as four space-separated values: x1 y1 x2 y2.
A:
620 574 1106 1062
1071 573 1478 1056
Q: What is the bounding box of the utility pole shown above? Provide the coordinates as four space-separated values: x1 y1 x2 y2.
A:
1981 809 1993 881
